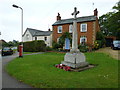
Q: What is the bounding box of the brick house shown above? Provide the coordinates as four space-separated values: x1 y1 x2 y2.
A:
52 8 100 47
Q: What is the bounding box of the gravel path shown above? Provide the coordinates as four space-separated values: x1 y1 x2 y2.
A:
95 47 120 60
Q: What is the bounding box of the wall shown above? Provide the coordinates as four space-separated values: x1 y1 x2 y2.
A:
23 30 33 42
52 21 96 46
33 35 52 47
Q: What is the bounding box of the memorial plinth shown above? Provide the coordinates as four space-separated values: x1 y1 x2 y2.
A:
61 52 89 68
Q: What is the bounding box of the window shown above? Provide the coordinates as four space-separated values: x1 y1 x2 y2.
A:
44 37 47 41
58 26 62 33
35 37 37 40
69 24 73 33
80 23 87 32
80 36 87 44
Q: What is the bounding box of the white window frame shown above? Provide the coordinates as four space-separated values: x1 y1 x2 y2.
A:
80 23 87 32
80 36 87 44
69 24 73 33
58 26 62 33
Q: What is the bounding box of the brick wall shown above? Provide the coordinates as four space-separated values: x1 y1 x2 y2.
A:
52 19 100 46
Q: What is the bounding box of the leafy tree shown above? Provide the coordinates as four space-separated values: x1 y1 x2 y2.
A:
96 31 106 48
58 32 72 47
99 1 120 39
2 42 9 47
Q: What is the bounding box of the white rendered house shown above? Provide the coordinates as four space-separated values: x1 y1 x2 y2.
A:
23 28 52 47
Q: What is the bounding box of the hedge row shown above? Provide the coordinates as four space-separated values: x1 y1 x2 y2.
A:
23 40 46 52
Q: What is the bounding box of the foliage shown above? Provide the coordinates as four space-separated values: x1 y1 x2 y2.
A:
2 40 19 47
23 40 46 52
59 32 72 47
78 43 89 52
46 46 53 51
99 1 120 39
6 52 118 88
52 41 60 50
2 42 9 47
94 40 100 50
96 31 106 48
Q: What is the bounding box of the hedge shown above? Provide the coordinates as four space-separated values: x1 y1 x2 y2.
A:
23 40 46 52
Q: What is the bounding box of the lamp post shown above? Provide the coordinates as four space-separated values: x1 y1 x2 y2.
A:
12 4 23 57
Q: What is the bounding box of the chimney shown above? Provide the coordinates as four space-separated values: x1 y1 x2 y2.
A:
94 8 98 16
48 28 51 31
57 13 61 21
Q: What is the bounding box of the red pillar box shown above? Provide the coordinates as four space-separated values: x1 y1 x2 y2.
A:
19 45 23 57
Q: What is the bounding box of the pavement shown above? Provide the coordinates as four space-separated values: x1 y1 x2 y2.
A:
2 52 32 88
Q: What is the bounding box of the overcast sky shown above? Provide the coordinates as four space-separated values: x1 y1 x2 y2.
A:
0 0 118 42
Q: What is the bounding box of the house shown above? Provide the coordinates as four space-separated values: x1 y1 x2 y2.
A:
52 8 100 47
23 28 52 47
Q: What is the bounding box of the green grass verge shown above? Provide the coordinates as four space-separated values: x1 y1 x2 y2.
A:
5 52 119 88
23 52 38 54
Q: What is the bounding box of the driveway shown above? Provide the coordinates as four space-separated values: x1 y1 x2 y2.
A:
2 52 32 88
95 47 120 60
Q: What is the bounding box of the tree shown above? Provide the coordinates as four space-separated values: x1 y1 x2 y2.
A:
99 1 120 39
59 32 72 48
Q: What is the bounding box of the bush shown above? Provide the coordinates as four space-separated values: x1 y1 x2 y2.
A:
78 44 89 52
96 31 106 48
94 41 99 50
46 46 52 51
23 40 46 52
52 41 60 50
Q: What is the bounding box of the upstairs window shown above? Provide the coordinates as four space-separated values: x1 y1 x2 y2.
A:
58 26 62 33
44 37 47 41
80 23 87 32
69 24 73 33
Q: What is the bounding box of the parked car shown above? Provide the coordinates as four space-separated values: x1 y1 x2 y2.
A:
111 40 120 50
1 47 13 56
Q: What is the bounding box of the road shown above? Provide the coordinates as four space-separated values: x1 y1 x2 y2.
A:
2 52 32 88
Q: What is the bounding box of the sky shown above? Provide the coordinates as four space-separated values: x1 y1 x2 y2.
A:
0 0 118 42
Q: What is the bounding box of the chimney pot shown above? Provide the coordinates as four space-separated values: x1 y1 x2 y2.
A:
94 8 98 16
57 13 61 21
48 28 51 31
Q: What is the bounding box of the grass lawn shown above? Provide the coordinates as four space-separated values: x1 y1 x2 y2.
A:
5 52 119 88
23 52 38 54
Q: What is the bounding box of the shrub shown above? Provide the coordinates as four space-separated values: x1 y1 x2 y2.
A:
46 46 53 51
52 41 60 50
94 41 99 50
23 40 46 52
96 31 106 48
58 32 72 48
78 43 89 52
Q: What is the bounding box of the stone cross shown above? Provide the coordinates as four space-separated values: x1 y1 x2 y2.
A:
61 7 88 68
70 7 80 53
72 7 79 19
